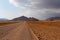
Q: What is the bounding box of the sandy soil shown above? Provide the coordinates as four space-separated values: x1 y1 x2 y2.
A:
0 21 60 40
27 21 60 40
0 21 38 40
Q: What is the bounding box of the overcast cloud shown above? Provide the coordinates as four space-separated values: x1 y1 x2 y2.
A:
9 0 60 20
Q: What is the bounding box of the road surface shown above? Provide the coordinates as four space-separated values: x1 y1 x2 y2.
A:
0 21 39 40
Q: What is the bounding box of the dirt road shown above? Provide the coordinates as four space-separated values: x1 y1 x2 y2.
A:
0 21 39 40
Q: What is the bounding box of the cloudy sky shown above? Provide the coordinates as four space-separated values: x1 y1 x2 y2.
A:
0 0 60 20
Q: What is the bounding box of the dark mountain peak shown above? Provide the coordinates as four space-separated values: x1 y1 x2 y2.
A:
29 17 39 21
13 16 28 21
46 16 60 21
19 16 28 18
12 16 39 21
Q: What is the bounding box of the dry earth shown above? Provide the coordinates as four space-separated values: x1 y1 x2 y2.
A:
0 21 38 40
0 21 60 40
27 21 60 40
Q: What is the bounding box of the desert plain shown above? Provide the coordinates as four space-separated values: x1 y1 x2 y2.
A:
0 21 60 40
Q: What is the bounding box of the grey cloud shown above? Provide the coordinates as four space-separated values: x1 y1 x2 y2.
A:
9 0 60 20
43 0 60 9
32 12 60 20
9 0 31 7
21 10 60 20
9 0 60 9
29 0 60 9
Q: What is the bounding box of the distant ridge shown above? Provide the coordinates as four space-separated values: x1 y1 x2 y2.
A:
0 18 8 22
28 17 39 21
46 17 60 21
12 16 39 21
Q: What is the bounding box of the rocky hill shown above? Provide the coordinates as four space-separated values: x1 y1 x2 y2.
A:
0 18 8 22
12 16 39 21
46 17 60 21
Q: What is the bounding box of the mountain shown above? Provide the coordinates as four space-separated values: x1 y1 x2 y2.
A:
12 16 29 21
28 17 39 21
46 17 60 21
12 16 39 21
0 18 8 21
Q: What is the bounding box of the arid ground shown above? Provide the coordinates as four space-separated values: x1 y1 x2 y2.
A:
27 21 60 40
0 21 38 40
0 21 60 40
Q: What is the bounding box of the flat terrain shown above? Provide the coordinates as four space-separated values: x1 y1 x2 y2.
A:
0 21 60 40
0 21 38 40
28 21 60 40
